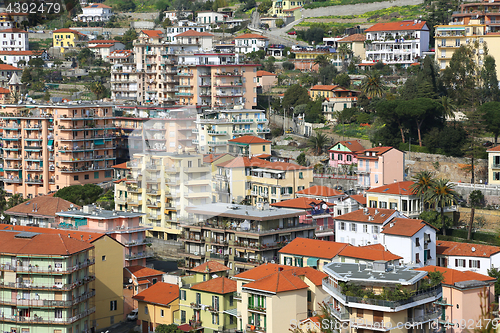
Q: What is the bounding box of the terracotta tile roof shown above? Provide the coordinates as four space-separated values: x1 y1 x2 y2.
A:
108 49 133 58
365 20 428 32
487 145 500 152
53 28 86 36
216 156 268 168
278 238 348 259
126 265 165 278
2 225 106 244
84 3 112 8
339 33 366 42
0 28 27 33
296 185 344 197
349 194 366 205
235 33 268 39
113 178 126 184
382 218 437 236
234 263 290 280
0 51 41 56
132 282 179 306
0 64 21 71
357 146 397 159
6 195 81 218
228 135 271 144
0 87 10 94
242 267 326 293
366 181 416 195
190 261 230 273
335 208 397 224
271 197 334 210
112 162 130 169
141 30 163 38
263 161 311 171
329 140 365 153
203 153 230 163
0 230 93 255
175 30 214 37
283 6 301 11
190 277 236 294
310 85 339 91
339 244 402 261
257 70 276 77
88 43 114 48
89 39 120 44
415 266 496 286
436 241 500 258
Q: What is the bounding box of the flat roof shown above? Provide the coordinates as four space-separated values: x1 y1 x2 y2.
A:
323 262 426 285
56 208 144 220
186 203 303 221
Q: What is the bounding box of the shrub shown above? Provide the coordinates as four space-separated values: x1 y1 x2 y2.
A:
282 61 295 71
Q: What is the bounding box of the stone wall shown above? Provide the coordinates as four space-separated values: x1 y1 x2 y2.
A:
148 237 183 260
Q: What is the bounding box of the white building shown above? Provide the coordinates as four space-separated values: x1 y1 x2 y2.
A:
364 20 430 66
382 217 437 267
0 50 45 67
164 25 209 43
0 28 28 51
174 30 214 51
77 3 114 22
436 240 500 275
88 39 125 59
365 180 422 218
196 11 226 25
235 33 269 54
163 10 193 23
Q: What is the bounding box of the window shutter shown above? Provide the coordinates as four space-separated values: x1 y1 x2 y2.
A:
455 259 458 267
478 261 480 268
469 260 472 268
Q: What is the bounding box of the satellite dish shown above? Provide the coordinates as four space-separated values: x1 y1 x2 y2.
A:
312 311 317 316
471 247 476 252
212 274 218 279
322 204 327 210
0 215 4 220
70 204 74 208
128 278 133 284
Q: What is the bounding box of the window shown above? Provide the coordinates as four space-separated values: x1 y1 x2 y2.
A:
372 226 379 233
196 293 201 305
105 171 112 178
363 225 368 233
144 306 148 315
84 174 89 180
307 290 312 302
339 222 345 230
229 295 234 306
161 309 164 317
455 259 466 267
110 300 117 311
415 253 420 263
369 200 377 208
390 202 397 209
415 238 420 247
350 223 357 232
188 161 193 168
212 295 219 311
299 172 303 179
347 155 352 162
374 161 378 169
55 309 63 318
74 175 79 181
469 260 480 268
180 290 186 300
94 172 99 179
379 201 387 209
212 314 219 325
152 278 157 284
263 145 266 152
102 255 106 261
357 309 363 318
375 174 379 184
338 154 343 161
181 310 186 324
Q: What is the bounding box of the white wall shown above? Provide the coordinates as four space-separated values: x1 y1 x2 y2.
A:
383 225 436 267
438 255 491 275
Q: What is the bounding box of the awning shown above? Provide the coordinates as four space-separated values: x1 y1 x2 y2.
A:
307 257 319 266
48 140 54 146
316 231 334 237
223 308 240 317
246 249 255 253
94 139 104 145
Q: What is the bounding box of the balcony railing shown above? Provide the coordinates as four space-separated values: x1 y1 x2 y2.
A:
125 251 154 260
0 290 96 308
0 307 95 324
405 310 441 325
0 276 96 291
0 259 95 274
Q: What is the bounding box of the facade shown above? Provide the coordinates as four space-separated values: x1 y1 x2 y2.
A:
328 140 365 169
5 195 80 228
0 104 116 198
364 20 430 66
55 205 151 267
195 109 268 154
415 265 496 332
356 146 405 189
365 181 422 218
180 203 314 274
114 152 212 240
451 0 500 33
164 25 209 43
435 240 500 275
0 28 28 51
320 89 359 122
233 263 327 333
133 282 180 333
196 11 226 25
234 34 269 54
88 40 125 59
227 136 271 157
322 262 442 333
0 50 44 67
175 30 214 51
0 230 96 333
77 3 114 22
256 70 277 93
52 28 86 50
337 33 366 61
109 50 138 102
295 185 345 204
214 156 313 205
269 0 303 17
125 265 168 316
487 145 500 184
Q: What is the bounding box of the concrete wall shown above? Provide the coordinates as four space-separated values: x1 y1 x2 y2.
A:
130 21 156 29
148 238 183 259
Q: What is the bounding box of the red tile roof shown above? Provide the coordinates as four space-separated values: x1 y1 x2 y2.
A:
256 70 276 77
296 185 344 197
0 28 27 33
112 162 129 170
2 225 106 244
365 20 428 32
175 30 214 37
228 135 271 144
487 145 500 152
126 265 165 278
203 153 230 163
339 33 366 42
84 3 112 8
190 261 230 273
278 238 348 259
0 51 41 56
271 197 334 210
329 140 365 153
242 267 327 293
235 33 268 39
0 64 21 71
349 194 366 205
310 85 339 91
190 277 236 294
436 241 500 258
0 230 93 255
335 208 397 224
234 263 290 280
0 87 9 94
339 244 402 261
5 195 81 218
357 146 397 158
141 30 163 38
415 266 495 286
366 181 416 195
132 282 179 306
382 218 437 236
53 28 86 36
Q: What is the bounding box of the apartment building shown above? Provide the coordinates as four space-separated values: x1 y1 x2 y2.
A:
0 229 96 333
328 140 365 169
356 146 405 189
5 225 125 330
234 34 269 54
320 89 359 122
52 28 86 50
88 40 125 59
337 33 366 61
109 50 138 102
227 135 271 157
364 20 430 66
164 25 209 43
180 203 313 274
77 3 114 22
196 11 226 25
487 143 500 184
295 185 344 204
435 240 500 275
134 282 180 332
233 263 327 333
268 0 303 17
365 181 422 218
0 27 28 51
452 0 500 33
195 110 269 154
114 152 211 240
322 262 442 333
214 156 313 205
0 103 116 198
55 205 151 267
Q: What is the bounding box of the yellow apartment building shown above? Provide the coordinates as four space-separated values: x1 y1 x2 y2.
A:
53 28 86 51
487 145 500 185
133 282 180 332
215 156 313 205
233 263 328 333
114 152 212 240
195 109 270 154
269 0 303 17
337 33 366 61
365 181 422 218
227 136 271 157
0 104 116 198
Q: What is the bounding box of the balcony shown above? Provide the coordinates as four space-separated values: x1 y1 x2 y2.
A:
248 305 266 314
208 141 227 146
233 129 254 134
0 307 95 325
231 118 254 123
325 302 350 321
208 130 227 136
215 72 242 77
190 302 202 309
0 259 95 274
125 251 154 260
0 276 96 291
233 292 242 300
256 128 270 133
404 310 441 325
175 92 194 96
209 253 228 260
0 289 96 308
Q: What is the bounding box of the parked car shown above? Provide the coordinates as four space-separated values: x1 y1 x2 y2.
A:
127 309 138 321
287 31 297 35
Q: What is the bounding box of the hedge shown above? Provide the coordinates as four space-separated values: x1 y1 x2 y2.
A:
444 228 500 246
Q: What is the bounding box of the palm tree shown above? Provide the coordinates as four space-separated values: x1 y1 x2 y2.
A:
337 43 353 71
360 72 384 98
314 54 330 70
425 179 458 235
308 132 328 155
410 171 435 212
440 96 456 121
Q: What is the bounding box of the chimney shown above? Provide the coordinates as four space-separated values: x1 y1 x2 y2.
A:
363 207 369 215
80 235 83 241
68 234 71 238
278 267 283 272
375 209 378 215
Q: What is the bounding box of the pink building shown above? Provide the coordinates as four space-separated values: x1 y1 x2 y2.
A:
416 265 495 333
328 140 365 168
356 146 404 189
55 205 152 266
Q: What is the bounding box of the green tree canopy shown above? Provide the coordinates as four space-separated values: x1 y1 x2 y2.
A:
282 84 311 110
257 0 272 13
480 101 500 144
54 184 104 206
155 324 183 333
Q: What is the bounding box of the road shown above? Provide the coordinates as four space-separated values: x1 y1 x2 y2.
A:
99 319 139 333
